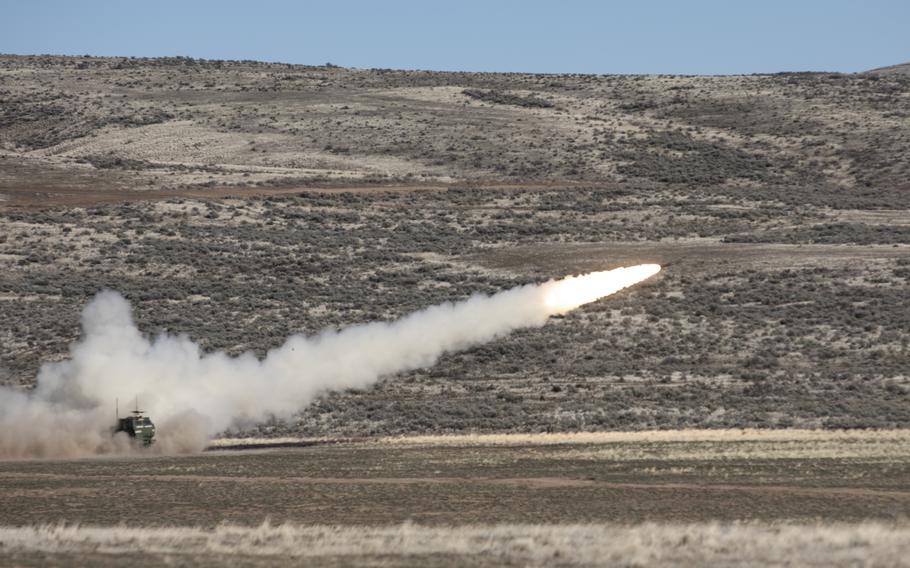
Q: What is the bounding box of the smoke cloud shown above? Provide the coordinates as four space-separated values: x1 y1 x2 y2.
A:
0 265 659 459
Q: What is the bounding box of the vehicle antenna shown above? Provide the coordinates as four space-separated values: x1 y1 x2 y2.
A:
116 398 119 420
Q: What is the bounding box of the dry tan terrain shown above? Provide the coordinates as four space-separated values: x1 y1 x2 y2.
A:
1 430 909 566
2 55 909 208
3 522 909 567
1 55 909 565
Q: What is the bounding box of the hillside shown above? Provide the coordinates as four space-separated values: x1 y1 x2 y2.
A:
2 55 909 207
1 55 909 436
866 61 910 76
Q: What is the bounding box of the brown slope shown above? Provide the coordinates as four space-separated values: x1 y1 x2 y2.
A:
864 61 910 75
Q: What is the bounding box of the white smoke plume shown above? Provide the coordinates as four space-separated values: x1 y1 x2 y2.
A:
0 265 660 459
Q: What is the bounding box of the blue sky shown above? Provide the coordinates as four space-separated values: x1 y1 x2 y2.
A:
1 0 908 75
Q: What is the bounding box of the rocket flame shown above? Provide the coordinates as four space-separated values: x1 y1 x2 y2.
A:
542 264 661 313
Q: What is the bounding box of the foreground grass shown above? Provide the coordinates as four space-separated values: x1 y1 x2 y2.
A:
2 521 908 567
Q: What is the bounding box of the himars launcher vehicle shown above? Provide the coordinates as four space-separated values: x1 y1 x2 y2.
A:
114 398 156 447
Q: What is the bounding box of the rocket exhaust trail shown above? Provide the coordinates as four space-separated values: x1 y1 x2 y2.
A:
0 264 660 459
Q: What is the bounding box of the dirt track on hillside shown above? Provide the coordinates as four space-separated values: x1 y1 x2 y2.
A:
0 183 442 210
0 180 594 210
465 240 910 276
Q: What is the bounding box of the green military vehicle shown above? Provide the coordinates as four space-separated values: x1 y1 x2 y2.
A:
114 399 156 447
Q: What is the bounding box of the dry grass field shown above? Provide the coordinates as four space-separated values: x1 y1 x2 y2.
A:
3 430 907 526
1 430 909 565
3 522 909 567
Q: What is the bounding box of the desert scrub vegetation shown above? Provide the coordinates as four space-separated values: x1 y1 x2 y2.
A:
726 223 910 245
2 184 908 437
2 55 909 191
1 54 908 437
